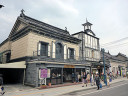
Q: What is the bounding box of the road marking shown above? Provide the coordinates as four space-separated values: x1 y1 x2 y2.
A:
78 82 128 96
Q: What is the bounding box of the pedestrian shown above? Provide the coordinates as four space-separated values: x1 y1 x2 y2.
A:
72 73 75 83
87 73 90 83
126 71 128 79
0 74 5 95
75 73 78 83
117 70 118 77
82 72 87 87
95 73 100 90
90 73 94 86
107 73 110 86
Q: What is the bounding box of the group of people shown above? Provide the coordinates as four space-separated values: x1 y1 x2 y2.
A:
81 72 111 90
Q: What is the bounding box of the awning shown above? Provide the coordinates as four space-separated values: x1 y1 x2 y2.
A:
0 61 26 68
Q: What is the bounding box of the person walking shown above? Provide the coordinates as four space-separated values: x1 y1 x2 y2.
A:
0 74 5 95
72 72 75 83
87 73 90 84
90 73 94 86
95 73 100 90
126 71 128 79
82 72 87 87
107 73 110 86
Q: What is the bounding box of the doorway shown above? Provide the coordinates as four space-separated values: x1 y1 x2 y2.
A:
63 68 75 82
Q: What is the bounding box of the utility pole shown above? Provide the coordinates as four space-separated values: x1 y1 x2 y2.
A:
101 48 107 85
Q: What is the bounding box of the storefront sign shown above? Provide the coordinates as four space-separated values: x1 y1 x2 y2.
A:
40 69 47 78
64 65 75 68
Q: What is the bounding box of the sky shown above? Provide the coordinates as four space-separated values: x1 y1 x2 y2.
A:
0 0 128 56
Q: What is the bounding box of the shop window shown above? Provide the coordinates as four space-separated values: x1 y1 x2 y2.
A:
51 68 62 79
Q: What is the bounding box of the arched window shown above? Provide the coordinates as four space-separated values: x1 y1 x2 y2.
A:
56 43 63 59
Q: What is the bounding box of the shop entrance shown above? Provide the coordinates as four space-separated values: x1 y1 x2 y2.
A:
0 68 24 84
63 68 75 82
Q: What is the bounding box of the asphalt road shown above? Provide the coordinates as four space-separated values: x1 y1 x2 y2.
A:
62 80 128 96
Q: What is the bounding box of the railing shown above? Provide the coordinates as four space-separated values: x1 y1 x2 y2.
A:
31 50 100 64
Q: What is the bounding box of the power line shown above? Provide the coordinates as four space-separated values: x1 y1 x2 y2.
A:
103 42 128 49
101 36 128 46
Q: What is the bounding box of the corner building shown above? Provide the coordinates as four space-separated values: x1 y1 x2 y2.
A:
0 12 90 87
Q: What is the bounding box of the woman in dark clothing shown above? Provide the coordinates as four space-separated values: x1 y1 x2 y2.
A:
95 74 100 90
82 72 87 87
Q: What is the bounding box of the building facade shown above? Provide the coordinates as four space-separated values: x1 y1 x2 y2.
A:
0 11 91 86
72 20 101 74
102 52 127 76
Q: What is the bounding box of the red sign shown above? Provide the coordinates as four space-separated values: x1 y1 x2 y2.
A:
40 69 47 78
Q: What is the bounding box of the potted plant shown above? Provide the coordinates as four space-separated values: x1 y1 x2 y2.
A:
40 84 47 88
48 82 51 86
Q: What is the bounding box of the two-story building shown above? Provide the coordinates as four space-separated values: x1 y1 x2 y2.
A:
0 11 91 87
72 20 102 74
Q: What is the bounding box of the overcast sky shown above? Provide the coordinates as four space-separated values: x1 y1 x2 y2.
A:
0 0 128 56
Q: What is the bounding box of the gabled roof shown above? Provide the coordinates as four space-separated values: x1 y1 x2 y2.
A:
72 31 99 39
9 11 81 44
84 29 96 36
100 51 127 62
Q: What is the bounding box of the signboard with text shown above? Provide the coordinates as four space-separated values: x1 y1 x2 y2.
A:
40 69 47 78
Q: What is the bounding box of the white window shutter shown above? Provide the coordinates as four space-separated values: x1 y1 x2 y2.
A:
38 42 41 56
48 45 51 57
64 45 67 59
74 49 76 59
52 42 56 58
68 48 70 59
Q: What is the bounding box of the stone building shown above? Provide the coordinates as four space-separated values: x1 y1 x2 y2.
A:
0 11 91 87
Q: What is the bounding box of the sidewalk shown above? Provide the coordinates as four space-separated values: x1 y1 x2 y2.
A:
4 77 128 96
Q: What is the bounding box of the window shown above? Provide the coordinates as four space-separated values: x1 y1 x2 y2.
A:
69 48 74 59
51 68 62 79
40 42 48 56
92 50 94 58
6 53 11 63
56 43 63 59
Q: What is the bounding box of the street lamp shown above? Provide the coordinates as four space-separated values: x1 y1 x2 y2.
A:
101 48 107 85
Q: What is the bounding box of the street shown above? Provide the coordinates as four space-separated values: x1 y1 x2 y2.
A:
62 80 128 96
3 78 128 96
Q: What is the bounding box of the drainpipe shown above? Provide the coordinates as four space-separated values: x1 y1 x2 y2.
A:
82 32 83 60
23 69 26 85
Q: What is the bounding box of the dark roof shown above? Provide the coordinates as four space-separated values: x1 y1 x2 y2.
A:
20 15 70 35
9 12 81 44
84 29 95 36
82 22 92 26
100 51 127 62
72 31 99 39
0 38 9 47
